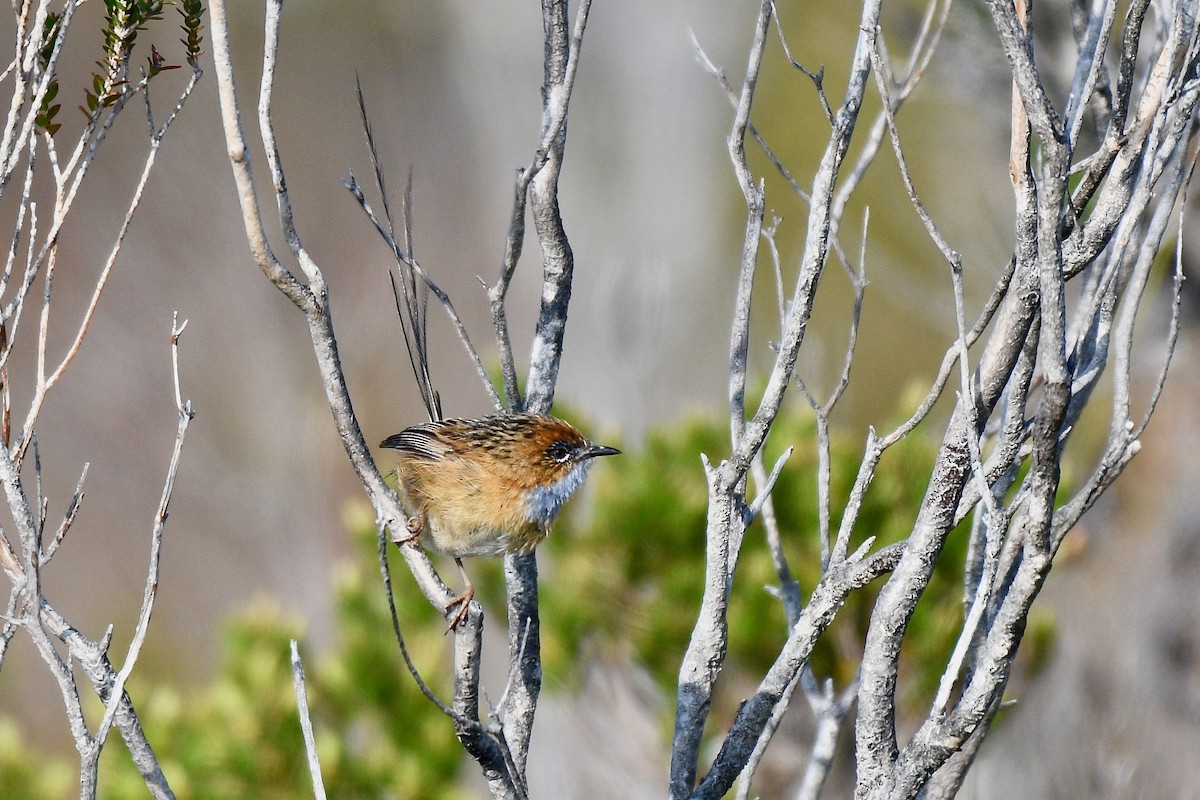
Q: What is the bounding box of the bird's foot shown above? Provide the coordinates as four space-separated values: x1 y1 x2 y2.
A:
444 585 475 632
392 516 424 548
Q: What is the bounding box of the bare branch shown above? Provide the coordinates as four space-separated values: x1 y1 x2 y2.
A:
92 317 195 758
734 667 802 800
211 0 495 775
375 521 457 719
209 1 588 792
290 641 328 800
690 543 904 799
208 0 311 309
798 679 859 800
501 0 594 776
752 450 802 627
342 168 502 413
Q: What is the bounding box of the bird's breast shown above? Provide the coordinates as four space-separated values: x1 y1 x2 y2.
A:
521 460 593 527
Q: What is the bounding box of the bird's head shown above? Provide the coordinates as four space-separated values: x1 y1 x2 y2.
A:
518 416 620 526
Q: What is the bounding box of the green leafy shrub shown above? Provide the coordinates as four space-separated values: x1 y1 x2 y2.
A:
0 522 464 800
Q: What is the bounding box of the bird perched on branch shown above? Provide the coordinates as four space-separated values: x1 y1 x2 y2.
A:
380 413 620 629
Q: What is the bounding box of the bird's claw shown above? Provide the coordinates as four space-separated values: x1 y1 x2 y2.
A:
444 586 475 633
392 516 424 548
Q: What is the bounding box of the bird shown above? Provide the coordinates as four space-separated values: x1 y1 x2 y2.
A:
379 413 620 629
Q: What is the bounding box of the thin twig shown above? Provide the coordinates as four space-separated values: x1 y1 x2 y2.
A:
342 171 501 413
734 666 803 800
40 462 88 565
290 640 329 800
752 449 802 627
374 519 457 719
795 675 858 800
1132 155 1194 439
11 67 201 465
671 4 774 795
690 30 811 203
93 317 195 756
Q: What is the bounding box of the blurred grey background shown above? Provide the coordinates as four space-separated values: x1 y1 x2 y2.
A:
2 1 1198 797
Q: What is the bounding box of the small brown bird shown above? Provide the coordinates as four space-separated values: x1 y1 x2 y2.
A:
380 413 620 628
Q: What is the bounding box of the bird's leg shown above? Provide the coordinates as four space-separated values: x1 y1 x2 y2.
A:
392 513 425 548
444 557 475 631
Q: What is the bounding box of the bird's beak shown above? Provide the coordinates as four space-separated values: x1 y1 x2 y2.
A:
581 443 621 460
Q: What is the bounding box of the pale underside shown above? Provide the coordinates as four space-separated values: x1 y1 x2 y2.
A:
414 459 594 558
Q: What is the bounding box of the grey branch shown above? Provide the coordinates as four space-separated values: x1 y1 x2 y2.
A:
290 641 328 800
670 0 1198 798
209 1 523 793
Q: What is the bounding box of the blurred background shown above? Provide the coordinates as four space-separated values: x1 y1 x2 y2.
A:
1 1 1197 797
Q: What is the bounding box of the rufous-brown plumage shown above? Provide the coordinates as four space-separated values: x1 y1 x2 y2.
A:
380 413 619 628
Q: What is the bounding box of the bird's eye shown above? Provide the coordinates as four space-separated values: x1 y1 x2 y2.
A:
544 439 574 463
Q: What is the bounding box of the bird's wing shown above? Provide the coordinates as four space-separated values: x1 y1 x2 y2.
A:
379 423 452 460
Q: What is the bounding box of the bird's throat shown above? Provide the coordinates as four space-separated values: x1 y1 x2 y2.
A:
521 460 593 527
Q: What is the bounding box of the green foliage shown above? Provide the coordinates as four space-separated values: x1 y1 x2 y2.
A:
0 520 465 800
0 718 75 798
94 608 316 800
33 78 61 137
34 14 63 136
178 0 206 68
78 0 203 118
89 0 166 109
102 0 166 67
